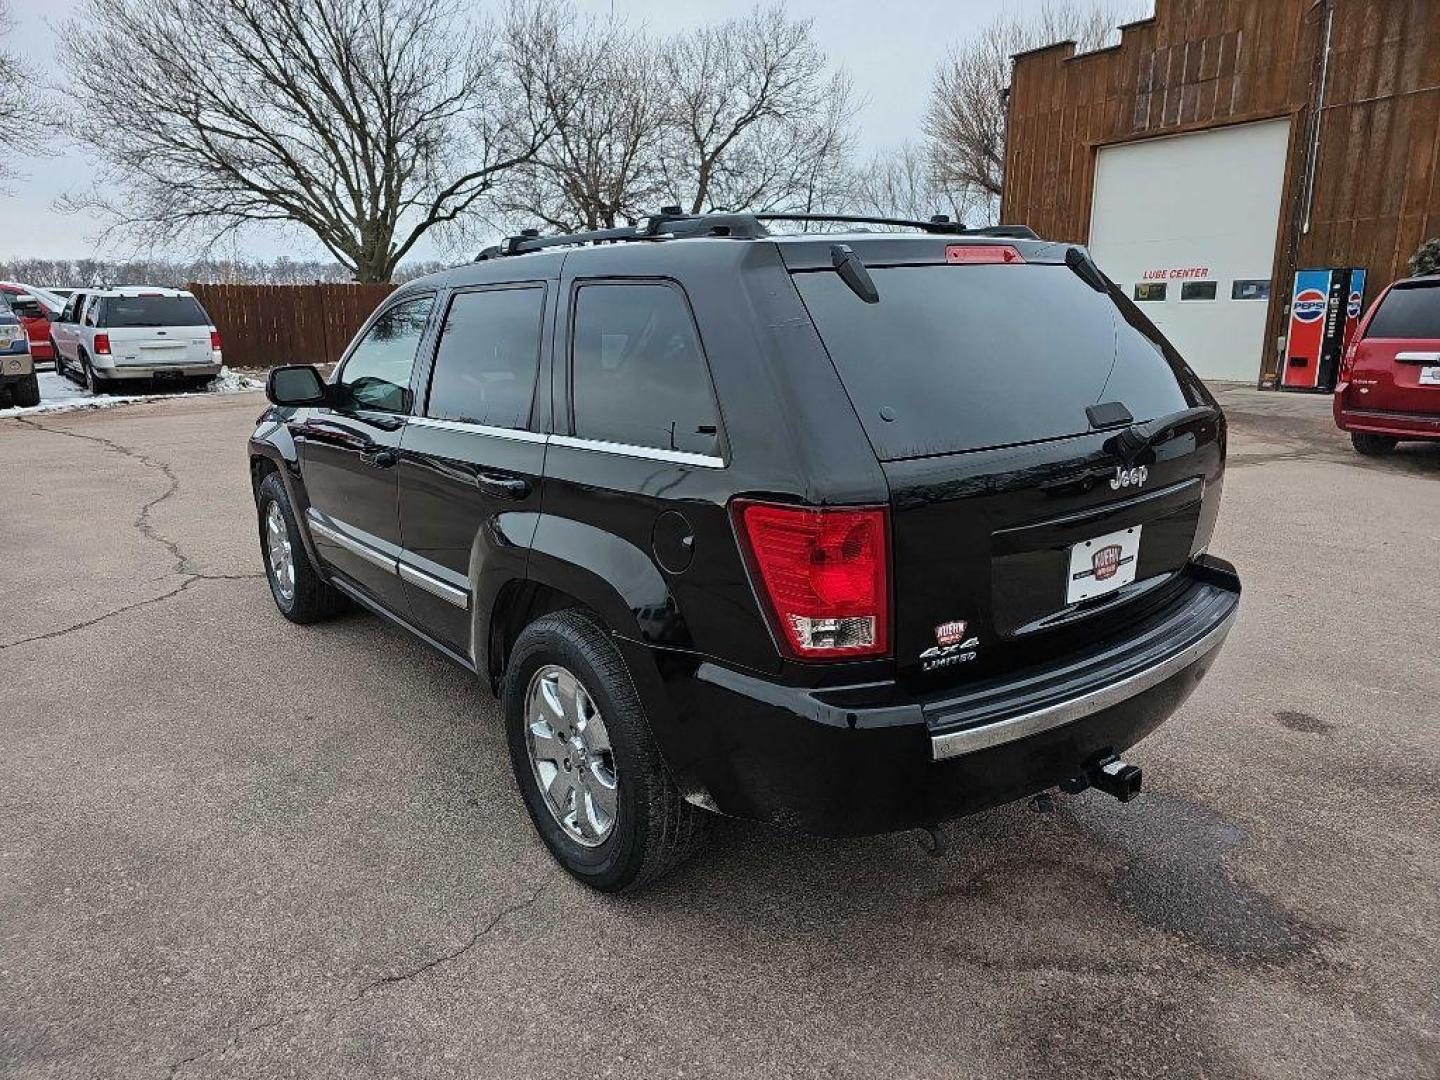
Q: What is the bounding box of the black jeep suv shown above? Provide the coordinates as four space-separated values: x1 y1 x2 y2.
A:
249 211 1240 892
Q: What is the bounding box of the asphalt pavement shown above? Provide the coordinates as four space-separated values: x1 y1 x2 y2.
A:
1 387 1436 1079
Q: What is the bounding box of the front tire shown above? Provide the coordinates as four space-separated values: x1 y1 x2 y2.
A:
256 471 345 624
1351 432 1398 457
503 609 708 892
11 372 40 407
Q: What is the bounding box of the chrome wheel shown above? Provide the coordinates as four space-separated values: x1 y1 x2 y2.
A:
524 664 618 847
265 500 295 603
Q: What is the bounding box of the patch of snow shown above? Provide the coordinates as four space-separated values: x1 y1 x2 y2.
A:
0 367 263 419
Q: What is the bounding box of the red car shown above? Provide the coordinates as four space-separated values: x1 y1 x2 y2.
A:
0 282 63 363
1334 275 1440 455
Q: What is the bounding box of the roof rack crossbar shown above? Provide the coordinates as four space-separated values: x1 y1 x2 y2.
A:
474 211 1041 260
752 213 968 234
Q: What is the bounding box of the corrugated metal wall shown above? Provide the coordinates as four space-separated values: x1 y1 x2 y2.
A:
1001 0 1440 385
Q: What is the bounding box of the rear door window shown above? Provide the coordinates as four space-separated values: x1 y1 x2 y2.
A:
425 286 545 429
569 282 720 456
100 295 210 327
791 263 1190 460
1364 282 1440 339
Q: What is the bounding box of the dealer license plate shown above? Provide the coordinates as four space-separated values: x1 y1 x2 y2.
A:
1419 366 1440 386
1067 526 1142 603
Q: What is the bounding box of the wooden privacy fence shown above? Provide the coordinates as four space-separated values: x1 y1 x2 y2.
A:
188 283 396 369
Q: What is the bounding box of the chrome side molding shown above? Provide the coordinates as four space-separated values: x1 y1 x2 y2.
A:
306 508 469 610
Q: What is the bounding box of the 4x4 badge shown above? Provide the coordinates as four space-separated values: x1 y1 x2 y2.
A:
920 619 980 671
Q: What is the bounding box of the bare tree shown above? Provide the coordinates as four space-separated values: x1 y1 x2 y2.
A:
60 0 583 282
924 1 1146 223
496 21 670 232
847 141 981 227
661 5 857 216
0 0 44 181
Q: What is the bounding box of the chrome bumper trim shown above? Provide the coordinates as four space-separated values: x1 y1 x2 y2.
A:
930 605 1237 761
398 561 469 609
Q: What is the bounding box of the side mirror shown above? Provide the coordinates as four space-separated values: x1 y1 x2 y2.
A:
266 364 329 407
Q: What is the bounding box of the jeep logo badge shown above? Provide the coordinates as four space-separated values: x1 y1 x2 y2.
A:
1092 544 1122 581
1110 465 1148 490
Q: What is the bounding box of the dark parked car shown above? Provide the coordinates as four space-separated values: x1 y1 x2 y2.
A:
1334 274 1440 455
249 211 1240 892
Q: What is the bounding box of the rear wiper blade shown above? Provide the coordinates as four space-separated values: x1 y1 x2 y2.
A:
831 244 879 304
1065 246 1109 293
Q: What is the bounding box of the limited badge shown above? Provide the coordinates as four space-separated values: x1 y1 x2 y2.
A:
934 620 968 647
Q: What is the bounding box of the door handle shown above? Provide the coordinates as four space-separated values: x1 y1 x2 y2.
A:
475 472 530 499
360 447 398 468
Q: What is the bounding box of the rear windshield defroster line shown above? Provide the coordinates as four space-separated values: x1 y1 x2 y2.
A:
790 263 1192 461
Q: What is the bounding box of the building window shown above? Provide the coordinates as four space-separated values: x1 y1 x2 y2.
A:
1231 279 1270 301
1181 281 1218 301
1133 282 1167 302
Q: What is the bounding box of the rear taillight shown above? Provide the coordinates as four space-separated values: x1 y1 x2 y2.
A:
946 244 1025 265
93 333 111 355
210 329 222 351
733 501 890 660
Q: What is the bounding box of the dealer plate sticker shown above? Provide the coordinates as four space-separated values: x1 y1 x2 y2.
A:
1067 526 1141 603
1419 366 1440 386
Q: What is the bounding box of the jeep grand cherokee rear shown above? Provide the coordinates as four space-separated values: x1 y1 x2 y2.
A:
249 213 1239 892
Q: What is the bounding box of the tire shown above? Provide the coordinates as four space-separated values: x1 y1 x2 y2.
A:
50 341 64 378
503 609 708 892
81 355 102 395
256 471 345 624
1351 432 1398 457
11 372 40 407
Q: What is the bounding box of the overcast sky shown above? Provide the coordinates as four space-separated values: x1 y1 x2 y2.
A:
2 0 1121 263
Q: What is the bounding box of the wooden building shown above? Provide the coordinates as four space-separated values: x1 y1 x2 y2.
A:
999 0 1440 385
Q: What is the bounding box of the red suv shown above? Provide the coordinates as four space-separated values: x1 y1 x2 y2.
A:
1334 275 1440 456
0 283 62 363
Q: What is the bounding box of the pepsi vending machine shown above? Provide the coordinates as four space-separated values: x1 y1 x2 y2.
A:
1281 267 1366 391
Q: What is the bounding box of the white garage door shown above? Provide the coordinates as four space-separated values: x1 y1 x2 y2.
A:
1088 119 1291 382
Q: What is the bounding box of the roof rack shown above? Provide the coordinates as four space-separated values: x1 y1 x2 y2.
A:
475 209 1038 260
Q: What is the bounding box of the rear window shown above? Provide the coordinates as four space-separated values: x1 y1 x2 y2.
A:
1365 282 1440 339
100 295 209 328
570 282 720 456
791 263 1191 460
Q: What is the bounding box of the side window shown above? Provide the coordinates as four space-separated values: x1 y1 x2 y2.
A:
570 282 720 456
61 295 81 323
426 286 545 429
336 294 434 414
83 297 100 326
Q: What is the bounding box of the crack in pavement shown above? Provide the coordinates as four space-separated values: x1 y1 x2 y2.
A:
164 883 550 1078
4 416 264 652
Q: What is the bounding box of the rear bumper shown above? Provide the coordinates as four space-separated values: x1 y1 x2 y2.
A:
640 557 1240 838
27 340 51 360
1334 392 1440 440
94 362 222 381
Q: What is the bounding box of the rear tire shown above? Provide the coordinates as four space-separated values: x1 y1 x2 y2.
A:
1351 432 1398 457
11 372 39 407
503 609 708 893
81 355 102 395
50 341 64 378
256 471 345 624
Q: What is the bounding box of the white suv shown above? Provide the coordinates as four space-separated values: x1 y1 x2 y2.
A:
51 287 223 392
